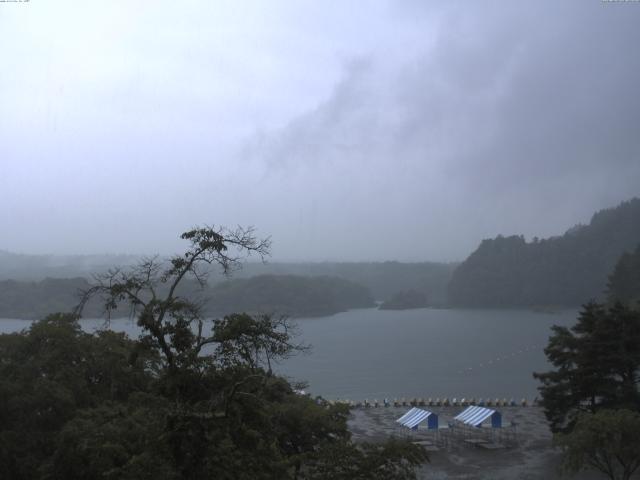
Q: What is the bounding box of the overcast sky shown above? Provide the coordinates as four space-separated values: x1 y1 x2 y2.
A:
1 1 639 262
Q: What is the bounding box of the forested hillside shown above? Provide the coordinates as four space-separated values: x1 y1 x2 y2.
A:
0 278 92 319
607 243 640 306
0 254 456 307
0 275 374 320
227 261 456 305
448 198 640 307
205 275 374 317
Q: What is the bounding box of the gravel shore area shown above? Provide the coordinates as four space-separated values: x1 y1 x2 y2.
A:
347 406 607 480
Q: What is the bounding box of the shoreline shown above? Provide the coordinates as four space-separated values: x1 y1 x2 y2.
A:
347 406 604 479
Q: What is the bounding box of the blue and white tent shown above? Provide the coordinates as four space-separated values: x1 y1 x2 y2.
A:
396 407 438 430
454 405 502 428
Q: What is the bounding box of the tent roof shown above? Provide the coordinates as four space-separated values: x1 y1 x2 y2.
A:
454 405 497 427
396 407 434 428
396 407 420 424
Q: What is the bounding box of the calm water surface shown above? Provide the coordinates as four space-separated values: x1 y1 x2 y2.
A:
0 307 577 401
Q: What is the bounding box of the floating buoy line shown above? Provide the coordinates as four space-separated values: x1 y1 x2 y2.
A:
456 344 543 375
299 344 546 409
324 397 539 409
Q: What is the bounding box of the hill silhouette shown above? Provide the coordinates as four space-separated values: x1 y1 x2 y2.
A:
448 198 640 307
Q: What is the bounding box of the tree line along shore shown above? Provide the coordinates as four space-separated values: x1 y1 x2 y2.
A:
1 198 639 319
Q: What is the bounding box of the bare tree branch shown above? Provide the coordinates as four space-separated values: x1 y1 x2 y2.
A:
74 225 271 370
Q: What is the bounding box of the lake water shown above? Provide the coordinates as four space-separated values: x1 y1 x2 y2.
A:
0 307 577 401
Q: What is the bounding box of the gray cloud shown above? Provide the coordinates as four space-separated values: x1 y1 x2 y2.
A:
241 1 640 260
1 1 639 261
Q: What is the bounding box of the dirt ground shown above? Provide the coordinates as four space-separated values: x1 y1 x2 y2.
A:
347 406 611 480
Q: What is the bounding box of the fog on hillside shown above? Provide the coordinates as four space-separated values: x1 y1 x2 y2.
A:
1 2 640 479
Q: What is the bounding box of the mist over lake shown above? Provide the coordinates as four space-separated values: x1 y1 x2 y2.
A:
1 307 576 401
3 1 640 477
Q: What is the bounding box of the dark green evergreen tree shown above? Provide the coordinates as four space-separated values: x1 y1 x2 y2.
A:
556 409 640 480
607 243 640 307
534 302 640 432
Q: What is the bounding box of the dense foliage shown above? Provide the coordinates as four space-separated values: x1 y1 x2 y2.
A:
607 243 640 307
0 313 427 479
533 302 640 433
448 198 640 307
0 277 91 319
556 409 640 480
207 274 374 317
0 227 427 479
0 314 160 479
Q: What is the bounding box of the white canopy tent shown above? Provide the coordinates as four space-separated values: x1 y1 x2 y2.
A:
454 405 502 428
396 407 438 430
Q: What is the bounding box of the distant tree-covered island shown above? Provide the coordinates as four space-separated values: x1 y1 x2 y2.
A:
379 289 429 310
